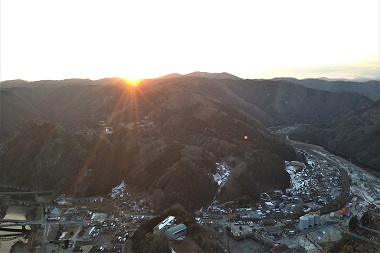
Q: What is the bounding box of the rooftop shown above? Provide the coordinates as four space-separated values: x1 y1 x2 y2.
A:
166 224 187 234
158 216 176 230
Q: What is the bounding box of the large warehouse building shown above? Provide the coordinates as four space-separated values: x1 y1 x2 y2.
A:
165 224 187 240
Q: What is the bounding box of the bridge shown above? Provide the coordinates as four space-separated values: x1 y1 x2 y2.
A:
0 220 32 233
0 226 30 232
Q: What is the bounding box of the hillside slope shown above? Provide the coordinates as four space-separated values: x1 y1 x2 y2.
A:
222 79 372 126
0 75 374 210
1 76 372 135
274 78 380 101
0 77 300 210
0 89 44 141
290 100 380 169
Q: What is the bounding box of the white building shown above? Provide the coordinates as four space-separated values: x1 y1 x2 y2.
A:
153 216 176 234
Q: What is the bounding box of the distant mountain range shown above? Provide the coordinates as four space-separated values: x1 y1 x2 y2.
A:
0 75 373 141
0 73 377 210
2 73 378 100
319 76 380 82
273 78 379 101
159 71 242 80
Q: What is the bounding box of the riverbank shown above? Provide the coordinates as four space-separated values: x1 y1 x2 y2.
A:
0 205 31 253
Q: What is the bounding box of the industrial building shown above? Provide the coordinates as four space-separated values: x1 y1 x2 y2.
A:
153 216 176 234
299 214 321 230
165 224 187 240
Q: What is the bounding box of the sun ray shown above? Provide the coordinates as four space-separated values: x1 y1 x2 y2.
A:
76 78 161 194
73 85 135 194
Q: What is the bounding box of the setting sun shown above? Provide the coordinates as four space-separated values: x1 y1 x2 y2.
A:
123 78 142 87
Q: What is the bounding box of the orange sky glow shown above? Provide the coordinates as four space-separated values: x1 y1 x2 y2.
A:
1 0 379 81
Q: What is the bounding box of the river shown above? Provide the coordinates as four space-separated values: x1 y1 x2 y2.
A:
0 205 30 252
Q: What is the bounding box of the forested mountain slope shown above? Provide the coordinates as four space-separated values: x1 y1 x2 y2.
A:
0 75 373 210
290 100 380 170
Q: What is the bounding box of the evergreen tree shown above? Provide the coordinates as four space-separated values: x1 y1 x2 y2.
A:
348 215 359 231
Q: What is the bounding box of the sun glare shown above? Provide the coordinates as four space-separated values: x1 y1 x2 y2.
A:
123 78 142 87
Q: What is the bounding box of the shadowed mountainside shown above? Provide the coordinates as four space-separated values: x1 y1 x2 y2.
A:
220 78 372 126
1 76 372 140
0 89 44 139
290 100 380 170
0 102 296 211
0 75 374 210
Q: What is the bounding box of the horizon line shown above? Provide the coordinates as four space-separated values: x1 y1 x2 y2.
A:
1 72 380 83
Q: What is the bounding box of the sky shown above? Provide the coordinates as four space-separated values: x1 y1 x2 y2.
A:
1 0 379 81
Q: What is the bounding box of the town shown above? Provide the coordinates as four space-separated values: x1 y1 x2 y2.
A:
0 141 379 253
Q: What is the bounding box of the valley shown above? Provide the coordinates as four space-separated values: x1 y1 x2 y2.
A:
0 139 378 253
0 74 379 252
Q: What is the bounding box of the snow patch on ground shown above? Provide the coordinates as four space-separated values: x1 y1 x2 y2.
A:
285 162 308 192
110 180 130 199
212 163 232 193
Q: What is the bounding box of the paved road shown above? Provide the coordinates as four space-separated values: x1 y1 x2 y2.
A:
290 140 376 178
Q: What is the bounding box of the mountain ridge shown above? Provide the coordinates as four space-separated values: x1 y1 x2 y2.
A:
0 77 372 141
272 77 379 101
157 71 242 80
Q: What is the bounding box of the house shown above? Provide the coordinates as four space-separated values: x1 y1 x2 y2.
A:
104 127 113 134
290 161 305 167
265 201 275 209
91 212 107 222
153 216 176 234
265 226 283 236
50 207 60 215
341 207 350 216
332 207 350 218
165 224 187 240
